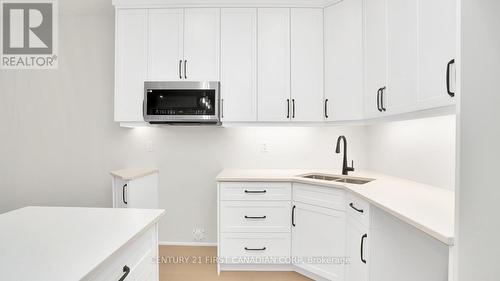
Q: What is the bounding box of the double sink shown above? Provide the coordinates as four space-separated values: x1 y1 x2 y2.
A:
300 173 375 185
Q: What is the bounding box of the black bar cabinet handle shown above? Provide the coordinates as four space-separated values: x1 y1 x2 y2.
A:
122 184 128 205
380 87 387 111
118 265 130 281
184 60 187 79
292 205 296 227
377 88 382 112
292 99 295 118
244 247 266 251
361 234 367 264
446 59 455 97
244 190 266 194
287 99 290 118
179 60 182 79
244 215 267 219
324 99 329 118
349 203 364 213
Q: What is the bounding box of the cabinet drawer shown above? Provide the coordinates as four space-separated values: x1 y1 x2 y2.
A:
83 226 157 281
220 201 291 233
293 183 345 211
219 233 291 264
219 182 291 201
346 192 370 227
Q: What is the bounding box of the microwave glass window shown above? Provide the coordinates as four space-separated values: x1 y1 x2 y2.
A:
147 89 216 115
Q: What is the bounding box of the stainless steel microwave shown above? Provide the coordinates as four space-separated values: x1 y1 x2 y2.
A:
143 81 220 125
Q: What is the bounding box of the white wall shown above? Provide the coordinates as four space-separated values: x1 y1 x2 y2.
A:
118 126 367 242
365 115 456 190
456 0 500 280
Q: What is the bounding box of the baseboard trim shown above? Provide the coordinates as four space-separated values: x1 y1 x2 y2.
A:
159 241 217 247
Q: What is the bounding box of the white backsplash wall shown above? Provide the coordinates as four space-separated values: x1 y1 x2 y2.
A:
113 126 368 243
365 115 456 190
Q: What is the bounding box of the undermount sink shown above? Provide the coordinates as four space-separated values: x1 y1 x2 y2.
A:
300 173 375 185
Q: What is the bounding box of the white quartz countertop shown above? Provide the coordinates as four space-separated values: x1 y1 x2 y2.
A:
110 168 158 180
0 207 165 281
216 169 455 246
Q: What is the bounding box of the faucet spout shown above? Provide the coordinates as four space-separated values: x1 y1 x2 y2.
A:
335 135 354 175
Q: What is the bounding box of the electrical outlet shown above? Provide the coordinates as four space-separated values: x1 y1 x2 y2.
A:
260 142 270 153
193 228 205 241
145 140 153 152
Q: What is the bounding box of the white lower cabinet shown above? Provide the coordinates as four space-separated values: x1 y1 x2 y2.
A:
292 202 346 281
346 193 371 281
218 181 349 280
111 171 159 209
346 214 370 281
218 181 292 270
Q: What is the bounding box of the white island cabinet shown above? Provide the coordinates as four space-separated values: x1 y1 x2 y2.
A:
0 207 165 281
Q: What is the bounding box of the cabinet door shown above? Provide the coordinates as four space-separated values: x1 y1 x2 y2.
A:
148 9 184 81
418 0 456 108
364 0 387 118
292 202 346 281
257 8 291 122
220 8 257 122
324 0 364 121
346 218 369 281
115 9 148 122
386 0 418 114
290 8 323 122
183 8 220 81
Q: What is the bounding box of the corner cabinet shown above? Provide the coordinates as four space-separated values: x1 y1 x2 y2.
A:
292 183 346 281
363 0 456 118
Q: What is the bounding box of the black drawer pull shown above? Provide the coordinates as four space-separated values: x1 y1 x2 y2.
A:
446 59 455 97
361 234 367 264
377 88 382 112
244 247 266 251
292 205 296 227
244 215 267 219
244 190 267 194
380 86 387 111
122 184 128 205
118 265 130 281
324 99 329 118
349 203 364 213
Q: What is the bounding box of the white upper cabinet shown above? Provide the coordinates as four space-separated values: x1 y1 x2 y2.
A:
183 8 221 81
115 9 148 122
418 0 456 107
324 0 364 121
220 8 258 122
114 1 458 124
364 0 456 118
364 0 388 118
148 9 184 81
257 8 291 122
290 8 324 122
386 0 419 115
